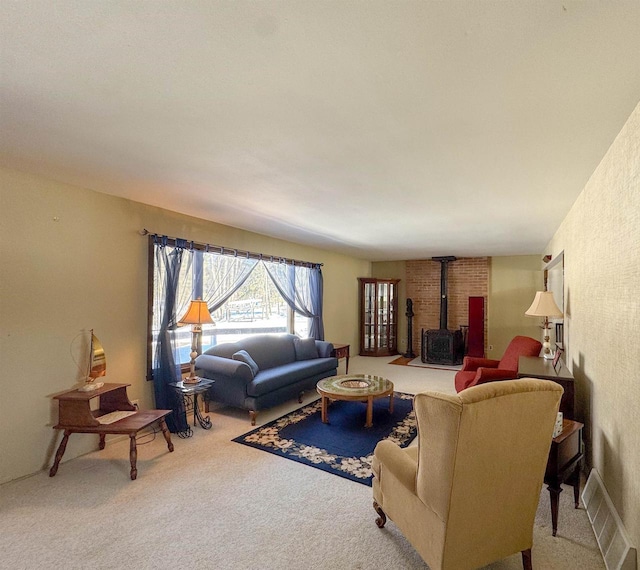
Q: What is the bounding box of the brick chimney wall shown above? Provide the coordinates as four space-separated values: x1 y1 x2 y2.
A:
406 258 489 356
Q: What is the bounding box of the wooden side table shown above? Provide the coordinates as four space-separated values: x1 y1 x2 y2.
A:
545 418 584 536
49 383 174 480
331 343 350 373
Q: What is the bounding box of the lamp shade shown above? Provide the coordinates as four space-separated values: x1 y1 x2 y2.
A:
525 291 563 318
178 299 214 326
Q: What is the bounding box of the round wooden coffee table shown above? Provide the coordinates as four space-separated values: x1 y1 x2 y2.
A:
316 374 394 428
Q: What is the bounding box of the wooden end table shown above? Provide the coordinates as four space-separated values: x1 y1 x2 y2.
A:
331 343 350 373
316 374 393 428
49 383 174 480
545 418 584 536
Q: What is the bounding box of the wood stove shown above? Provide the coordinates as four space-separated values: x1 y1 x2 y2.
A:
423 328 464 365
421 256 465 365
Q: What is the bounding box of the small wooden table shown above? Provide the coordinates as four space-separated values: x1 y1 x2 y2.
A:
316 374 393 428
49 383 174 480
331 343 350 373
545 418 584 536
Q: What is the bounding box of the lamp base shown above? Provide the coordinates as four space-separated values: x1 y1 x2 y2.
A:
543 352 554 360
183 375 201 384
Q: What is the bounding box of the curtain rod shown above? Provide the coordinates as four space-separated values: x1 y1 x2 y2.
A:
139 229 323 267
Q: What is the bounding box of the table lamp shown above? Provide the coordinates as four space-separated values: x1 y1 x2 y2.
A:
525 291 563 359
178 299 214 383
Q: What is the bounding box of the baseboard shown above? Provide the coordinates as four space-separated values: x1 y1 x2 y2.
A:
582 468 636 570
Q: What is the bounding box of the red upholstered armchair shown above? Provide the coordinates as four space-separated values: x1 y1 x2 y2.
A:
454 335 542 393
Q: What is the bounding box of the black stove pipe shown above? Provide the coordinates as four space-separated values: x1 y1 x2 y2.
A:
432 256 457 330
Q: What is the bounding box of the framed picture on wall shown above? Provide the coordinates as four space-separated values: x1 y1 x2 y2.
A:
552 347 564 370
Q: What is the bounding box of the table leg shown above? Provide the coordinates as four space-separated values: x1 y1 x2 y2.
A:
193 394 212 429
547 483 562 536
49 429 71 477
570 465 581 508
389 392 394 414
345 355 349 374
365 396 373 428
129 434 138 480
321 396 329 424
159 419 174 452
99 434 106 450
522 549 532 570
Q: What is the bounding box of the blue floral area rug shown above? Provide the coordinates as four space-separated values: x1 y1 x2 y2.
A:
232 392 416 486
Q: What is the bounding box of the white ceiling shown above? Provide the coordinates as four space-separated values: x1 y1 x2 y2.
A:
1 1 639 261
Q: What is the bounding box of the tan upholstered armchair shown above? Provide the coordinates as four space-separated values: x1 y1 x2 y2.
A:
372 379 563 570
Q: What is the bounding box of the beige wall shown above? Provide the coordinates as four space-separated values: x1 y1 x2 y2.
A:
487 255 543 359
545 102 640 547
0 167 370 484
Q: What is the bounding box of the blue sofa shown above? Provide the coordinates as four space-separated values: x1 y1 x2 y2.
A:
195 333 337 425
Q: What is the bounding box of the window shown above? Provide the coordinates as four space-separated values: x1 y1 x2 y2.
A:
198 262 309 357
147 236 321 380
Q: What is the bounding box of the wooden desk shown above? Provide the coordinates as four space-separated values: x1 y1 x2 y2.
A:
331 344 350 374
517 356 575 419
545 419 584 536
50 383 174 480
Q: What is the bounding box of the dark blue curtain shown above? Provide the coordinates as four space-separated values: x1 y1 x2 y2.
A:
308 265 324 340
263 261 325 340
151 237 191 433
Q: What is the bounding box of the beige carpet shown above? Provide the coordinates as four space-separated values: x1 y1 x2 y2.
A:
0 356 603 569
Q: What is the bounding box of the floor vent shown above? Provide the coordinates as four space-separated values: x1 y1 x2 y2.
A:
582 468 636 570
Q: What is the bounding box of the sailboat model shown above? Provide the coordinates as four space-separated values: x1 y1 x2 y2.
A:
78 329 107 392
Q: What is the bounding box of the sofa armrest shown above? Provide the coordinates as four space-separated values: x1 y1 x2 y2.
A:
374 440 417 494
462 356 500 372
195 354 254 383
315 340 334 358
474 367 518 384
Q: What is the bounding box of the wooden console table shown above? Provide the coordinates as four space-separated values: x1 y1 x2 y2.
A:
50 383 174 480
517 356 575 419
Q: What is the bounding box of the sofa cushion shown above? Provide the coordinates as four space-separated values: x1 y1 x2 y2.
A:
203 342 242 360
294 337 319 361
202 334 298 370
236 334 297 370
196 354 254 382
232 350 259 378
247 358 337 397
